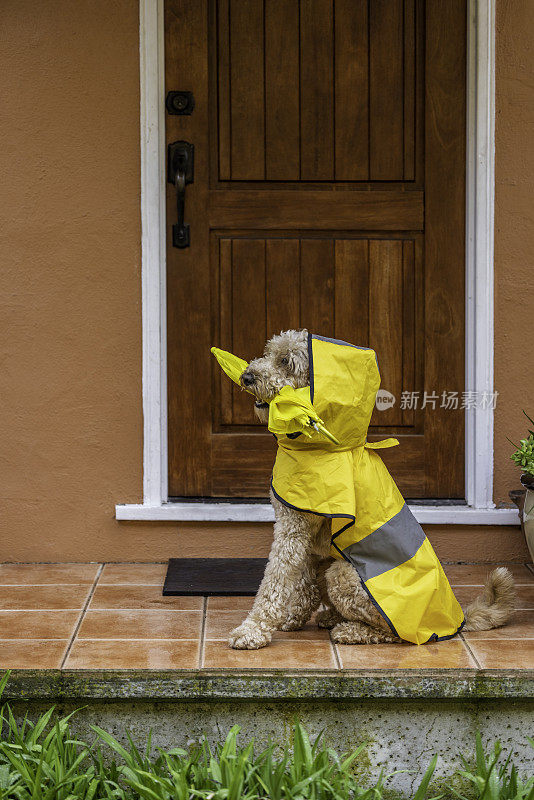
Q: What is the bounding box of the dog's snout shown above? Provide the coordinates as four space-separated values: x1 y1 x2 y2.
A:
241 371 255 388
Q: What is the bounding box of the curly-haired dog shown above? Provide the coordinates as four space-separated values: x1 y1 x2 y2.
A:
228 329 516 649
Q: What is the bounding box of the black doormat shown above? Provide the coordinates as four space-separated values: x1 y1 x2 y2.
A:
162 558 268 596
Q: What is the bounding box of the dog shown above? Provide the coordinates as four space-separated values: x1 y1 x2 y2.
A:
228 329 516 649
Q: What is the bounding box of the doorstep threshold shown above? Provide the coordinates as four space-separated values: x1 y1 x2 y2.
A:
169 497 467 506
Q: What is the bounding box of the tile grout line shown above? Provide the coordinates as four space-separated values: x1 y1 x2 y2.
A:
0 584 102 588
74 608 204 613
457 584 534 590
203 636 332 643
64 638 202 642
329 632 342 670
0 562 166 566
0 562 103 567
0 608 205 612
60 563 104 669
0 638 203 642
97 584 165 587
199 596 208 668
460 636 534 641
459 632 482 669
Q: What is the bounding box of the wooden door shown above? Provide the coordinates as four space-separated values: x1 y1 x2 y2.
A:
166 0 466 500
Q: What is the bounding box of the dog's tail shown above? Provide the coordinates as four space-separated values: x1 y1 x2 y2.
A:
462 567 516 631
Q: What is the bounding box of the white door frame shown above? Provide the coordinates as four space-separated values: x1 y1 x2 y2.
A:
116 0 518 524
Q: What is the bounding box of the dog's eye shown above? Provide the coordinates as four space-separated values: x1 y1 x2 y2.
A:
281 356 289 367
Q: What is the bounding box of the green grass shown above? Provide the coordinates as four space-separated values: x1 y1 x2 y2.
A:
0 672 532 800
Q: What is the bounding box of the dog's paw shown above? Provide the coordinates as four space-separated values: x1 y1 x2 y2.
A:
331 621 367 644
228 621 272 650
279 616 306 631
316 608 343 629
331 621 398 644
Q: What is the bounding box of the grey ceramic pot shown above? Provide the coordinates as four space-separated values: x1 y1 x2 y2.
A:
510 474 534 563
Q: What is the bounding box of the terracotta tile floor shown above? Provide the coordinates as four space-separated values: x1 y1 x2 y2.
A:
0 562 532 671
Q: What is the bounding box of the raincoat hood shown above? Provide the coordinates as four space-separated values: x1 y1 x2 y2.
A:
308 332 380 448
212 335 464 645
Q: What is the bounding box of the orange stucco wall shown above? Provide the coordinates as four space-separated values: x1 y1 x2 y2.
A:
0 0 531 562
493 0 534 506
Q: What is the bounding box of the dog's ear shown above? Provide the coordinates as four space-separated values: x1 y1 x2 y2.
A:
287 341 309 379
287 350 300 373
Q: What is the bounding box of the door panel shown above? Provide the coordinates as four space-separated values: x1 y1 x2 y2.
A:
166 0 466 500
216 0 416 182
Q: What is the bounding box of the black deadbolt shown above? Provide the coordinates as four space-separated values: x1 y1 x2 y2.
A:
166 91 195 116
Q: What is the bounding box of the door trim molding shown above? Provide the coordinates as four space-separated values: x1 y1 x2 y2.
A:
116 0 515 525
138 0 168 507
465 0 496 510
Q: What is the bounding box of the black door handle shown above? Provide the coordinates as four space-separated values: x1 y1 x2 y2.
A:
167 141 194 248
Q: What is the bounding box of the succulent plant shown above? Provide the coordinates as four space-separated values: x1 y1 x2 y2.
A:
510 411 534 478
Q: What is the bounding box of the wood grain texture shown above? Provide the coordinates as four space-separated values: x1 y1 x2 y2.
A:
402 240 416 426
216 0 231 179
231 238 266 424
266 239 301 337
299 239 335 337
404 0 416 180
216 0 421 185
209 191 424 229
300 0 334 180
211 433 278 496
369 240 404 426
335 0 369 179
334 239 369 345
229 0 264 179
424 0 466 496
218 238 233 425
369 0 404 179
166 0 212 496
265 0 300 180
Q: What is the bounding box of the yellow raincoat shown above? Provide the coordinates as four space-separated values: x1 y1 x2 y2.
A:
212 336 464 644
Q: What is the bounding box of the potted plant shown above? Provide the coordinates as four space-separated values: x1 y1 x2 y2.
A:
509 411 534 561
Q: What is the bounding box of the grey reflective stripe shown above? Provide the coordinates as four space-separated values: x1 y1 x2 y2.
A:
342 503 426 582
311 334 371 350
